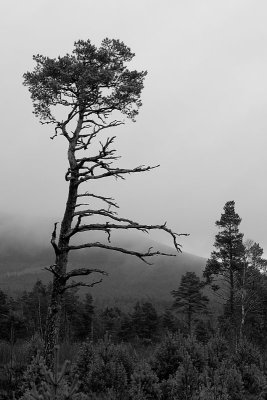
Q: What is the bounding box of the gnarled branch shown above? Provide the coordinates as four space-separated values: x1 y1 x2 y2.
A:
68 242 178 265
69 211 188 250
62 278 105 293
65 267 108 281
76 193 119 208
51 223 60 255
78 164 159 183
44 264 61 278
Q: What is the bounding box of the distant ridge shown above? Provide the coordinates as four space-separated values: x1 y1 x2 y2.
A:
0 235 206 303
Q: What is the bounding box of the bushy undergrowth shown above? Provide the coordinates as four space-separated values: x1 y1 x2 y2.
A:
1 333 266 400
0 334 43 368
129 362 161 400
73 338 135 399
72 334 266 400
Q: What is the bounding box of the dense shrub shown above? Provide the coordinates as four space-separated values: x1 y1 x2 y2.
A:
198 378 230 400
151 332 207 381
0 331 264 400
151 332 187 380
218 363 244 400
129 362 161 400
194 319 213 344
74 338 135 398
205 334 229 369
161 353 200 400
18 351 87 400
231 340 266 398
241 364 266 397
18 353 47 397
232 339 263 369
184 335 206 372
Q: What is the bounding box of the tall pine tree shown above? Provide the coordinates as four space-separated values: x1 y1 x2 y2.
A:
203 201 244 326
237 240 267 339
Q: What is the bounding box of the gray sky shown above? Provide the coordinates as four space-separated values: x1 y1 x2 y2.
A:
1 0 267 257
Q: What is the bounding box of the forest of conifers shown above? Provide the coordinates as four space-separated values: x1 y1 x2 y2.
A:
1 200 267 399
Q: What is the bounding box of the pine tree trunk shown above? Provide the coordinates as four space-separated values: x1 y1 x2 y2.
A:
229 239 235 327
239 262 246 341
188 306 192 335
230 268 234 319
44 137 79 367
240 301 245 340
44 274 65 366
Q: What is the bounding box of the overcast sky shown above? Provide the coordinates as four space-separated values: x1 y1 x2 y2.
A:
0 0 267 257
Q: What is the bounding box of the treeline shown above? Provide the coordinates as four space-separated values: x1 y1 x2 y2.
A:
0 280 211 346
1 202 267 350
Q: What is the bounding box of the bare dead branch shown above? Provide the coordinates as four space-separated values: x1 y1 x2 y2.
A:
50 125 60 140
68 242 178 265
75 138 121 179
51 222 60 255
76 192 119 208
72 215 82 233
65 267 108 281
78 164 159 183
44 264 61 278
75 122 123 151
62 278 105 292
65 168 71 181
73 208 117 218
75 203 90 208
70 211 187 250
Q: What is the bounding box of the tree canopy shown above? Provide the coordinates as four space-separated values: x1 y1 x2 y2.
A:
23 39 147 126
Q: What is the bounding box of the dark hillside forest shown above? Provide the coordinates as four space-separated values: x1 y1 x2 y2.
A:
1 262 267 399
0 236 205 305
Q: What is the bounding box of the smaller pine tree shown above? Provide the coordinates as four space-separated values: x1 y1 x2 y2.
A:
19 346 82 400
131 302 159 341
171 272 208 334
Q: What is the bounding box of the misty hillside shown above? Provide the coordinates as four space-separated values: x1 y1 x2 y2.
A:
0 232 206 302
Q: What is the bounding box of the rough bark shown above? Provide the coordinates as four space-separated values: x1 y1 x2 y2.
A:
229 267 234 320
188 306 192 335
44 122 80 365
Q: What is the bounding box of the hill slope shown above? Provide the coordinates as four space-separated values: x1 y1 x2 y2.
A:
0 234 206 303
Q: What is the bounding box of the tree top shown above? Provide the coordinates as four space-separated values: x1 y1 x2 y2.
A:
23 38 147 125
